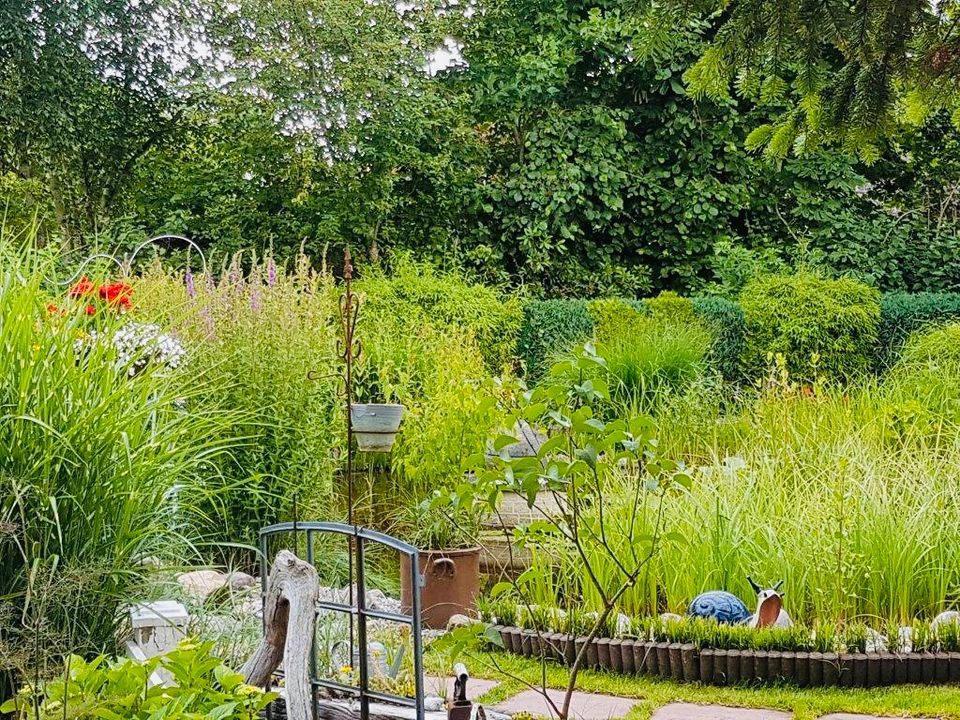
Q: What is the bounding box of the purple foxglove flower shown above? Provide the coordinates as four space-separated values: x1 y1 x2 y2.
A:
267 258 277 287
185 270 196 299
250 287 262 312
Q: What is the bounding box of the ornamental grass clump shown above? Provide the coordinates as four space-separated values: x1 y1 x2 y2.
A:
0 247 239 684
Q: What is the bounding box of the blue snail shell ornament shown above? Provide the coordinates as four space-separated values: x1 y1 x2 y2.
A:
687 590 751 624
687 577 793 627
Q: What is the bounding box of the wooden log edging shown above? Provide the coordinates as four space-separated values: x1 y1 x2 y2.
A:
490 625 960 687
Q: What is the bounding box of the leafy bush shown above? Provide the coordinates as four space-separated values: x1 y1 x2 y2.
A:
0 253 236 673
137 255 342 553
876 292 960 369
516 299 593 379
692 296 747 382
882 323 960 431
587 298 646 344
740 273 881 383
356 255 523 373
644 291 699 325
2 641 275 719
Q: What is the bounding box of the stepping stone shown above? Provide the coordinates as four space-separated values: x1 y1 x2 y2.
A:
652 703 792 720
495 689 638 720
425 676 500 702
819 715 941 720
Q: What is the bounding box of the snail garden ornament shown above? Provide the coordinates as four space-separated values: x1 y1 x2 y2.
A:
687 577 794 628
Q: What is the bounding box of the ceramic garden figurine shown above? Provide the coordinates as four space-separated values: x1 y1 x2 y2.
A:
687 577 793 628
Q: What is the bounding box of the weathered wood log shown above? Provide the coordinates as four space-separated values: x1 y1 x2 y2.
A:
243 549 319 720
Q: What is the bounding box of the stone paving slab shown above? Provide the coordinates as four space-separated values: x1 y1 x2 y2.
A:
495 688 639 720
651 703 792 720
819 715 941 720
425 675 500 702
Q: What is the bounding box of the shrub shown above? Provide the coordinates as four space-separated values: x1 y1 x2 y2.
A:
0 252 236 673
740 273 881 383
2 641 275 719
517 299 593 379
357 254 523 373
882 323 960 430
644 291 699 325
692 296 747 382
136 255 342 554
587 298 646 344
876 292 960 369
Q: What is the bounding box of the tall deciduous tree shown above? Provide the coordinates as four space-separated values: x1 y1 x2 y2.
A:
0 0 210 243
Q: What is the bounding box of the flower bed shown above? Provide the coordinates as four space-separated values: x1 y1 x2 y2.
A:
490 625 960 687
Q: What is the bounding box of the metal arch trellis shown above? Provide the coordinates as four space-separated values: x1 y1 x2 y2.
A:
55 234 208 285
258 522 425 720
262 247 426 720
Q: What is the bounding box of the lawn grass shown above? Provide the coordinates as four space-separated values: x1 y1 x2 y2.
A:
463 650 960 719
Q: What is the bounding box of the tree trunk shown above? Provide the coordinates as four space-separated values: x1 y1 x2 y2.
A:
242 549 319 720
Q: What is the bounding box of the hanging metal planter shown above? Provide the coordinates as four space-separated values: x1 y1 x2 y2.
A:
350 403 405 452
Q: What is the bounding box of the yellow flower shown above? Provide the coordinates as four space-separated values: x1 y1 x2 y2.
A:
237 684 263 697
339 664 353 674
31 344 40 353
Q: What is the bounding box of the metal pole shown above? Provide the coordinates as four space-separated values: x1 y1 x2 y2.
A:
342 247 357 662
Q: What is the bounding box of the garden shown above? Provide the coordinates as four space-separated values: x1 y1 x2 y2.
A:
9 0 960 718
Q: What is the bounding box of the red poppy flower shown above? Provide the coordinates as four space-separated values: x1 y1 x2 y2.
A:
99 282 132 304
68 276 95 298
85 304 96 316
47 303 59 314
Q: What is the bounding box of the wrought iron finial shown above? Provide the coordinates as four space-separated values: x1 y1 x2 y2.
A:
343 246 353 281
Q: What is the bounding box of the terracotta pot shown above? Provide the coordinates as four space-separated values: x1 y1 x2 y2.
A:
401 547 480 629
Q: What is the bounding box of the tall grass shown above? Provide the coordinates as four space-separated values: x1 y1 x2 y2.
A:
0 248 240 683
528 355 960 626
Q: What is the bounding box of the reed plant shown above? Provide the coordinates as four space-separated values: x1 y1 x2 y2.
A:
0 247 240 686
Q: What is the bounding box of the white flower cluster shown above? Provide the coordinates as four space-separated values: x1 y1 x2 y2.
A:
111 322 186 376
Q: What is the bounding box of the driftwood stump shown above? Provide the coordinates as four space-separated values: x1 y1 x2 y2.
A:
242 549 319 720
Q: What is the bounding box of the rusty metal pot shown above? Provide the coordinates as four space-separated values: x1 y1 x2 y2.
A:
401 547 480 629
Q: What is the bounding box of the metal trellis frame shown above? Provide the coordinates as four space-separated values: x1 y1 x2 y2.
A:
259 521 425 720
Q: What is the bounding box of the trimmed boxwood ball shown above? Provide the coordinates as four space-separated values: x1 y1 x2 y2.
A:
740 272 881 383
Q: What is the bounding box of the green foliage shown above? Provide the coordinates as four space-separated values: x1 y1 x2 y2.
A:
356 255 523 374
587 298 646 345
876 292 960 369
740 273 881 383
643 291 699 325
0 249 238 670
1 641 275 719
517 300 593 379
692 296 747 382
136 256 342 553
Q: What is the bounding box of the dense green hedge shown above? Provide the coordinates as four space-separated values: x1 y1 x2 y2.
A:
876 292 960 370
517 299 594 378
517 290 960 383
692 296 746 382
